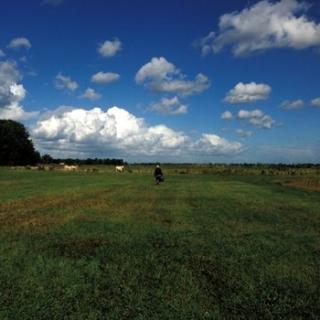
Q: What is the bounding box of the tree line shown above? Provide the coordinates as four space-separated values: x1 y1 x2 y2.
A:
41 154 125 166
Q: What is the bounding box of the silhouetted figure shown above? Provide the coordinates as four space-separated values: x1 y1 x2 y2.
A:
154 164 164 185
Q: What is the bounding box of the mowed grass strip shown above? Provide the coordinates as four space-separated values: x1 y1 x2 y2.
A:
0 169 319 319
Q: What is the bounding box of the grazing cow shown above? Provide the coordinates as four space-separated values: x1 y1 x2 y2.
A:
115 165 125 173
63 165 79 171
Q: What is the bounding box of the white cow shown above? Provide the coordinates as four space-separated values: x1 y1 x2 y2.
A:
63 165 79 171
115 165 125 172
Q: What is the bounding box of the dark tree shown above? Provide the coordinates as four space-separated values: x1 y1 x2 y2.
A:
41 154 53 164
0 120 40 165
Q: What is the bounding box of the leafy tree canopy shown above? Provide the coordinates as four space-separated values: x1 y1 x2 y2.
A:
0 120 40 165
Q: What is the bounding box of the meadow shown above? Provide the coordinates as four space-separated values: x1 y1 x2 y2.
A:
0 166 319 319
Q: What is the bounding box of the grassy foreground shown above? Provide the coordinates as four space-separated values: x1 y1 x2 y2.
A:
0 168 319 319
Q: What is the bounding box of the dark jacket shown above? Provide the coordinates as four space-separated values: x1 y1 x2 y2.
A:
154 167 163 177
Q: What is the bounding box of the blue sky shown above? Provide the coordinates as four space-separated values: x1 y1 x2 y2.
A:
0 0 319 162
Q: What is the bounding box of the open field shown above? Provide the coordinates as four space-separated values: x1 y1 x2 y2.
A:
0 166 319 319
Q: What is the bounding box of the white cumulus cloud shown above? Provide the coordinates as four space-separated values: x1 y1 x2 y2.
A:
32 105 243 159
91 71 120 84
195 134 243 155
0 61 38 120
151 73 210 97
8 37 31 50
135 57 178 84
0 104 38 121
224 82 271 104
310 97 320 107
0 62 21 108
221 110 233 120
135 57 210 96
281 99 304 110
237 109 275 129
80 88 101 100
54 73 79 92
32 106 189 156
149 96 188 115
98 38 122 58
198 0 320 56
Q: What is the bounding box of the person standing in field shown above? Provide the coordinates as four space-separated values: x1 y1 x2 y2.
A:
154 164 164 185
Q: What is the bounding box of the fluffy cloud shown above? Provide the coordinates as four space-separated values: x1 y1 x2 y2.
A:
32 106 243 159
151 74 210 96
0 105 38 121
149 96 188 115
0 49 5 58
224 82 271 104
91 71 120 84
0 82 25 109
310 97 320 107
135 57 210 96
80 88 101 100
135 57 177 84
221 110 233 120
237 109 275 129
54 73 79 92
8 37 31 50
198 0 320 56
0 61 38 120
98 39 122 58
195 134 243 155
0 62 21 108
236 129 253 137
33 106 189 156
281 99 304 110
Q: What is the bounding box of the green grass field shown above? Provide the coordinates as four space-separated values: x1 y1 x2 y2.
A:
0 167 319 319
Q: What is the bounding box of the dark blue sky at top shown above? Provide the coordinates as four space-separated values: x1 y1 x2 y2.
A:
0 0 319 162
